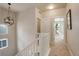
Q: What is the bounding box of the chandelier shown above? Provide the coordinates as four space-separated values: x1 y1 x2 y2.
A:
4 3 14 25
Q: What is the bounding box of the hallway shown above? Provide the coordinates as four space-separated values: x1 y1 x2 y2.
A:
48 17 70 56
0 3 79 56
49 40 70 56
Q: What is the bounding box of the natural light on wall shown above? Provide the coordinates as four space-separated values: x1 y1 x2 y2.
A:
0 24 8 35
0 24 8 49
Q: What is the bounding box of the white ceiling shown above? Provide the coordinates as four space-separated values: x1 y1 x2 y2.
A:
0 3 66 12
37 3 66 12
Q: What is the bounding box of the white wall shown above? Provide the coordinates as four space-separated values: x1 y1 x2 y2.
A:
66 4 79 55
42 8 66 45
0 7 17 56
35 8 42 33
17 7 36 51
35 8 50 56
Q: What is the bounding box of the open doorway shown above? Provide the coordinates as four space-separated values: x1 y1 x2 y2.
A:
49 17 71 56
53 18 64 44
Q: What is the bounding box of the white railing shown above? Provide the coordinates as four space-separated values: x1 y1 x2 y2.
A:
16 39 38 56
37 33 50 56
16 33 50 56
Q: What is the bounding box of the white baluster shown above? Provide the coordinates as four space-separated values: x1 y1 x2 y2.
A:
16 39 39 56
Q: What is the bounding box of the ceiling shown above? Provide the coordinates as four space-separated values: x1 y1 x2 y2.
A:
0 3 66 12
37 3 66 12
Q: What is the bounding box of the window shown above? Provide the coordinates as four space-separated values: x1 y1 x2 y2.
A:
0 24 8 35
54 18 64 21
0 38 8 49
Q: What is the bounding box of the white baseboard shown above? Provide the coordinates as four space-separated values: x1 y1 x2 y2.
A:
46 48 51 56
66 43 74 56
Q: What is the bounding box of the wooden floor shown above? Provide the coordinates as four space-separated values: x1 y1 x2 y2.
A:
49 40 71 56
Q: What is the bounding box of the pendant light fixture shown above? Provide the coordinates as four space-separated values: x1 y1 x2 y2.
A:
4 3 14 25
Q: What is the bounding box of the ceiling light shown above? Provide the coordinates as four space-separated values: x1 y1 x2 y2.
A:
46 5 54 10
4 3 14 26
